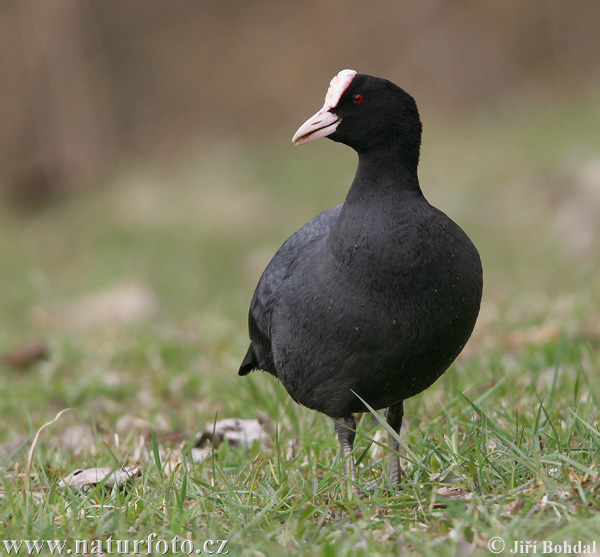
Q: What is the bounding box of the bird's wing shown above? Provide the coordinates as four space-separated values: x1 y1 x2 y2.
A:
239 204 342 374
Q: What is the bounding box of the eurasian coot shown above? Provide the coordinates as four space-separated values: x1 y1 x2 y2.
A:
239 69 483 494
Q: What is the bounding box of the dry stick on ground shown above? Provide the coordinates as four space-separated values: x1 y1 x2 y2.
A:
25 408 73 489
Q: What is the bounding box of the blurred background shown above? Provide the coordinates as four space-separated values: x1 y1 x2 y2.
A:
1 1 599 432
3 1 600 194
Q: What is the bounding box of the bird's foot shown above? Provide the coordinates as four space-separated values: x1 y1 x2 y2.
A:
362 478 381 495
351 477 403 497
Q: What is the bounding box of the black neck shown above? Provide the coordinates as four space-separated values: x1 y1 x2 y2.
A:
344 147 423 205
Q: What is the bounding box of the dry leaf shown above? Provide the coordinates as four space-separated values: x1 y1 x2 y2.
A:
435 485 473 499
433 473 473 499
1 343 48 370
196 418 270 450
58 466 140 491
190 447 211 463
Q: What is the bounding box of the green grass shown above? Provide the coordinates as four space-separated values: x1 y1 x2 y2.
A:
1 93 600 555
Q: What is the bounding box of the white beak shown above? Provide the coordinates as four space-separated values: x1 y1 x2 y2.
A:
291 109 341 146
291 69 357 146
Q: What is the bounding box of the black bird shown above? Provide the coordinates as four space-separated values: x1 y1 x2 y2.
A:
239 70 483 494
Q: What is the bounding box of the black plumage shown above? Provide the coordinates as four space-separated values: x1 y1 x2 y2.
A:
239 70 483 493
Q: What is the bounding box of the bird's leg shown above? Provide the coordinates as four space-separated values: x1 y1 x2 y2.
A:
334 415 362 496
384 401 405 486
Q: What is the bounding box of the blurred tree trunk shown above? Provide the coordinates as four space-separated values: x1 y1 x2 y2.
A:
9 0 117 207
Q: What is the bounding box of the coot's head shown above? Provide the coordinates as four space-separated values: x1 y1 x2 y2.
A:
292 70 422 166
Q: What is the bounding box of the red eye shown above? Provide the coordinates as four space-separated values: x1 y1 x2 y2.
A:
353 94 364 104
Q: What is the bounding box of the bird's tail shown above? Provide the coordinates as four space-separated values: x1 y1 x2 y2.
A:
238 345 257 376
